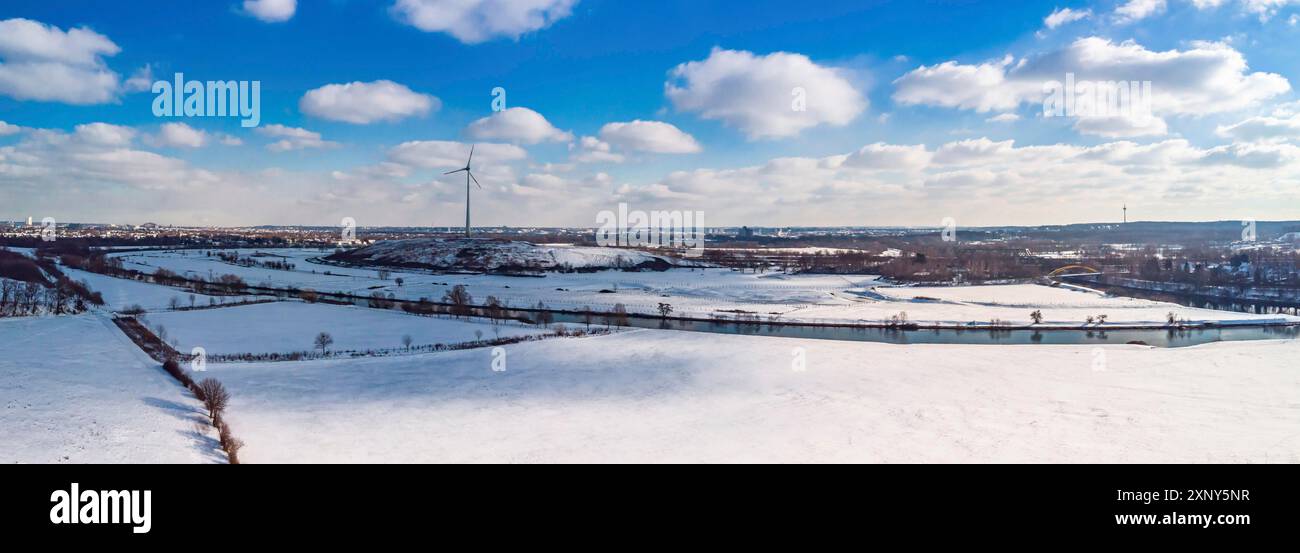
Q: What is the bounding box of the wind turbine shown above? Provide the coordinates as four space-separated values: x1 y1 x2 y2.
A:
444 145 481 238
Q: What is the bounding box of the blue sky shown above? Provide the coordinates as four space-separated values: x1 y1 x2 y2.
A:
2 0 1299 227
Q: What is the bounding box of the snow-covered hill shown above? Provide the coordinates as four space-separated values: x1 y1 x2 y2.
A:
328 238 699 272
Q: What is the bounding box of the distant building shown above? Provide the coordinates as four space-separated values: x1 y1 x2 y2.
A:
737 226 755 239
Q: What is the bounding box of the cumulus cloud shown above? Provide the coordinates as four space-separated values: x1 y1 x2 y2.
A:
464 107 572 144
666 47 867 139
610 135 1300 225
1216 114 1300 142
893 37 1291 137
0 121 20 136
258 124 339 152
123 64 154 93
1072 114 1168 137
1044 7 1092 29
145 122 209 148
1114 0 1167 23
598 120 702 154
73 122 136 147
386 140 527 169
893 55 1032 113
842 143 932 171
300 80 439 124
390 0 578 44
1191 0 1300 21
0 123 218 194
0 18 122 104
242 0 297 23
570 136 625 163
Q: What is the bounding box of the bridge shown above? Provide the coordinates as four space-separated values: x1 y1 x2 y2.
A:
1046 264 1101 278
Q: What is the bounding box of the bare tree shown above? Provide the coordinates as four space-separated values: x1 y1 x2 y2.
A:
535 301 554 327
1030 310 1043 324
443 285 473 318
196 378 230 421
402 334 413 350
611 303 629 327
314 332 334 354
657 302 673 318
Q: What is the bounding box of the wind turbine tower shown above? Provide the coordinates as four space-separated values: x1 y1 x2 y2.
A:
444 145 481 238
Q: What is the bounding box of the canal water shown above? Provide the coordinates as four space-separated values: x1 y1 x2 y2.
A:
549 312 1300 348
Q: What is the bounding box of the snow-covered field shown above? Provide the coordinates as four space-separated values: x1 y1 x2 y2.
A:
334 238 698 271
143 301 549 356
209 329 1300 463
5 263 1298 464
0 315 221 463
807 283 1293 326
108 248 1296 326
61 266 269 311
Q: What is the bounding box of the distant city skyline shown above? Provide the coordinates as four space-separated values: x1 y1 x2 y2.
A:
2 1 1300 227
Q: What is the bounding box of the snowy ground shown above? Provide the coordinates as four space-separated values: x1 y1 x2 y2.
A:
61 266 269 311
109 248 1296 326
6 264 1298 464
143 301 549 356
804 283 1292 327
208 329 1300 463
0 315 222 463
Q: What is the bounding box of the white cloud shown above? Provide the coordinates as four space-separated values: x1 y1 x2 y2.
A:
1044 7 1092 29
123 64 154 93
145 122 209 148
1114 0 1167 23
390 0 578 44
0 121 19 136
570 136 625 163
842 143 932 171
243 0 297 23
666 47 867 139
258 124 339 152
932 138 1016 165
986 113 1021 123
74 123 136 147
1216 114 1300 142
0 18 122 104
0 123 218 194
893 37 1291 134
464 107 572 144
598 120 702 154
1192 0 1300 21
1073 114 1169 137
300 80 439 124
386 140 527 169
893 55 1031 113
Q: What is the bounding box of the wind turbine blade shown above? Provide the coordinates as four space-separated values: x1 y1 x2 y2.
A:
469 171 482 189
467 144 475 167
443 168 467 175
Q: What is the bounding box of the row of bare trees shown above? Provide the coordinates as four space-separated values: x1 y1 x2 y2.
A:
162 357 243 464
0 277 103 317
